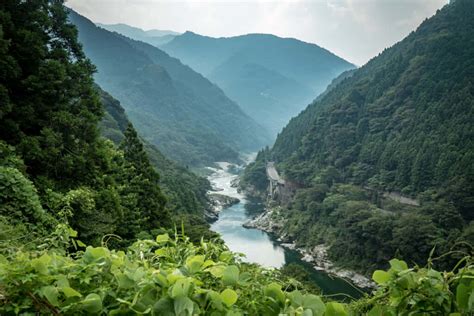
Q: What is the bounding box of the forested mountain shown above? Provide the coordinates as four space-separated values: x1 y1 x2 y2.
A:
69 11 270 167
161 32 355 135
99 88 211 218
0 0 174 246
246 0 474 272
97 23 178 46
1 1 473 314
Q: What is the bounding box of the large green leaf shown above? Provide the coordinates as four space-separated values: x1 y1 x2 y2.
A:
373 270 391 284
156 233 170 243
264 283 285 304
62 286 82 298
325 302 348 316
223 265 240 286
174 296 194 316
82 293 102 313
185 255 205 274
153 297 175 316
83 247 110 263
456 282 474 312
302 294 325 316
220 289 238 307
389 259 408 272
40 286 59 306
31 254 51 275
171 278 193 298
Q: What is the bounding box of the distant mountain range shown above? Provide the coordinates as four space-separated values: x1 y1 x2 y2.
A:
69 11 270 167
162 32 355 135
97 23 179 46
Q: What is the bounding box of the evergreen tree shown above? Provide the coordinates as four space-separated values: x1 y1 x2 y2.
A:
0 0 103 191
120 124 170 232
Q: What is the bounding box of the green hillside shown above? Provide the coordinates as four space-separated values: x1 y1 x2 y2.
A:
247 0 474 272
69 11 270 167
0 0 173 246
99 88 211 219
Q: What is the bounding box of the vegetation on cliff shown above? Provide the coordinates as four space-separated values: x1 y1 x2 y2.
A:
245 0 474 274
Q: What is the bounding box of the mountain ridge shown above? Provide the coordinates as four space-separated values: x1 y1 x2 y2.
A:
69 10 270 166
162 31 355 136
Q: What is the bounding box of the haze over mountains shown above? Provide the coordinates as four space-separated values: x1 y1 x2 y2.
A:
70 11 269 167
162 32 355 135
100 23 355 137
97 23 179 46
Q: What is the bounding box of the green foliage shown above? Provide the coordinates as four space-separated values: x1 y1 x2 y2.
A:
245 0 474 274
240 148 270 196
272 0 474 219
99 88 212 218
119 124 170 231
271 183 468 273
0 166 53 231
0 0 186 247
0 0 104 191
98 88 214 241
1 228 472 315
0 231 330 315
362 258 474 315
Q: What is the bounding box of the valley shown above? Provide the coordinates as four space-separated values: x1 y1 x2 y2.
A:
1 0 473 314
207 161 366 299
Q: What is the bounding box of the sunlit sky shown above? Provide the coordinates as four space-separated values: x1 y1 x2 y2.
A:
66 0 448 66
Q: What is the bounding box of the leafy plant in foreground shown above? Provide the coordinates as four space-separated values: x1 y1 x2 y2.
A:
0 227 473 315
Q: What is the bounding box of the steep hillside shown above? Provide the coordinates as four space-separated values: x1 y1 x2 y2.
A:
99 88 211 216
99 88 215 241
97 23 178 46
69 11 269 166
248 0 474 272
162 32 355 135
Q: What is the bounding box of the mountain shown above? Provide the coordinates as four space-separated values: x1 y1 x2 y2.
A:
69 11 270 167
161 32 355 135
245 0 474 272
96 23 179 46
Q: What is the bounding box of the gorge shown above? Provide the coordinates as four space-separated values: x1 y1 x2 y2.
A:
207 161 369 298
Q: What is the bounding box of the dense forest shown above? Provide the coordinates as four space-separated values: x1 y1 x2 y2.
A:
244 0 474 273
68 11 269 167
99 88 214 240
1 0 473 314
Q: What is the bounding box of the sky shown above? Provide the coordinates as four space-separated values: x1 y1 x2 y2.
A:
66 0 448 66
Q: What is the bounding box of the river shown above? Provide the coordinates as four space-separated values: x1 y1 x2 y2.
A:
208 162 363 300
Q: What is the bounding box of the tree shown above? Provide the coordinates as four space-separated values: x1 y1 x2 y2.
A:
119 124 170 233
0 0 104 191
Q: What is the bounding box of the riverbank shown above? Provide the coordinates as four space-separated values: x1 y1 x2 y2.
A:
244 209 376 289
206 193 240 221
204 162 243 220
206 161 370 296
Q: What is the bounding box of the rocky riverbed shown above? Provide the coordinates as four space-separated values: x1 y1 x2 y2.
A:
206 193 240 221
244 209 376 289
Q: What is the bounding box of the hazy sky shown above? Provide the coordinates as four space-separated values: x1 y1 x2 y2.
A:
66 0 448 65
